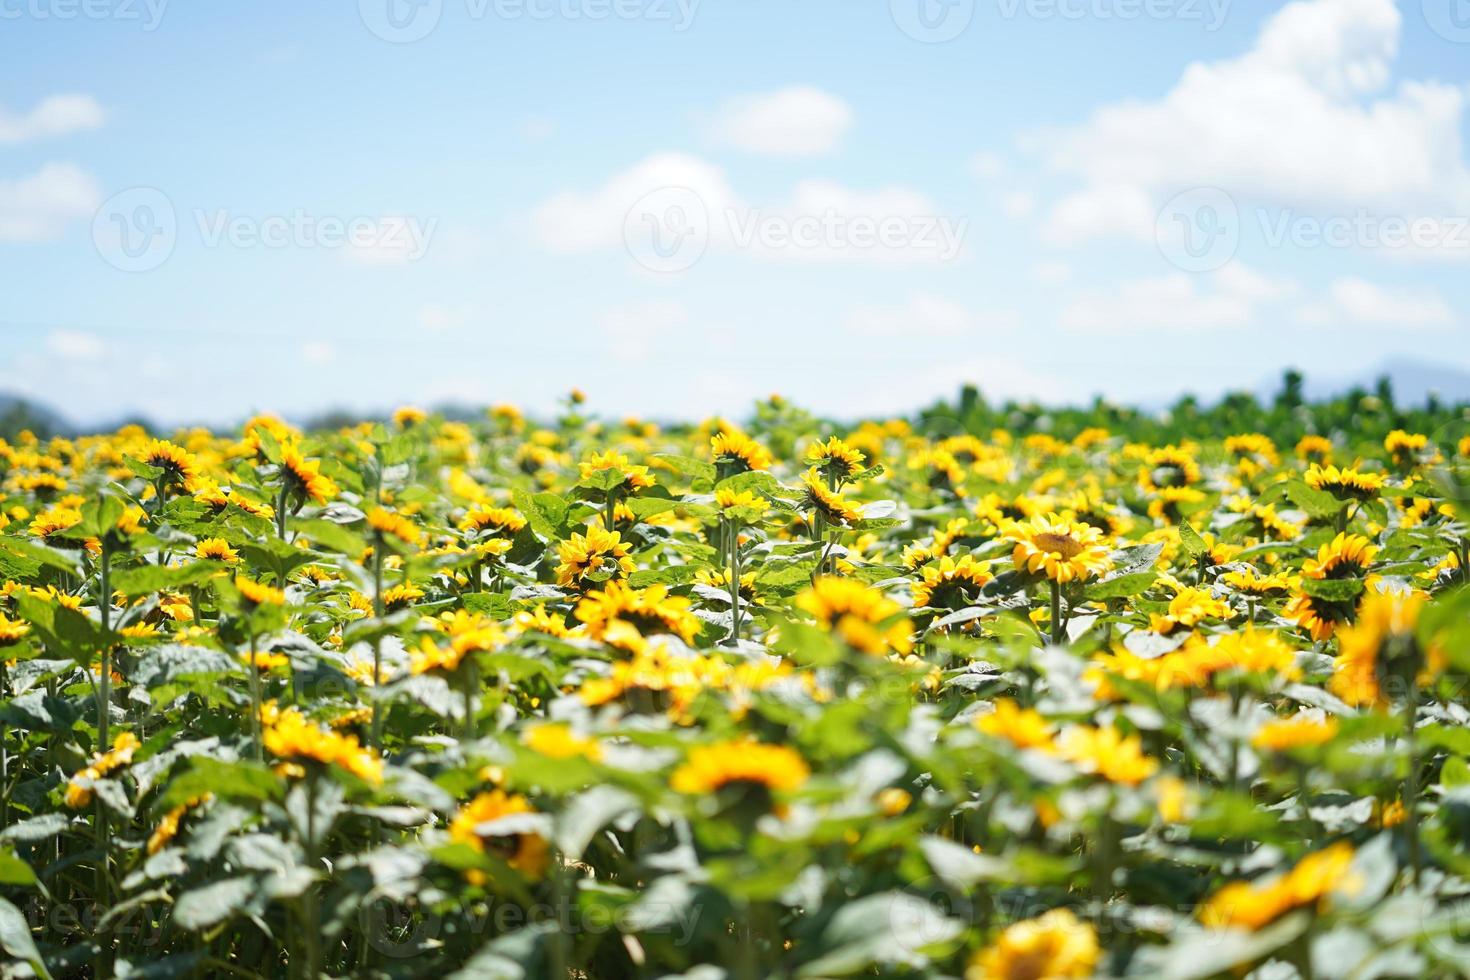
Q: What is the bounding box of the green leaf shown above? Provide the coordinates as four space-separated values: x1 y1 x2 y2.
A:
0 536 82 575
512 490 568 541
111 561 227 597
294 519 367 557
1085 571 1158 600
1178 521 1208 558
0 848 36 887
653 453 716 485
162 758 279 808
1287 479 1346 520
1300 577 1365 602
173 877 257 931
796 892 963 976
0 896 52 979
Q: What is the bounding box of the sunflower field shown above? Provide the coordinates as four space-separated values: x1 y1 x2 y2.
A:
2 388 1470 980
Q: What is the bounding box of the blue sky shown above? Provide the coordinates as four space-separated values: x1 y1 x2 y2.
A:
2 0 1468 425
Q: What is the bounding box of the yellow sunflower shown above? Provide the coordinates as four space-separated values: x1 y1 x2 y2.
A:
795 577 912 656
555 527 635 588
1005 514 1112 584
967 908 1099 980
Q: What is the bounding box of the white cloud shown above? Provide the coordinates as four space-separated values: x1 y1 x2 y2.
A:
1036 0 1470 247
0 95 104 144
0 163 103 242
704 87 853 157
1295 278 1456 327
532 153 965 265
532 152 739 252
845 294 1020 338
1061 264 1298 331
47 329 105 361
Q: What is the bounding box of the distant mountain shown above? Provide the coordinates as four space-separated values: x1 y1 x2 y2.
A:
1295 359 1470 406
0 393 70 439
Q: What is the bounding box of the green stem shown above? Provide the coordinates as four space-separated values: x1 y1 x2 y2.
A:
1048 580 1063 646
276 483 289 540
370 543 385 751
247 625 264 763
726 517 742 643
1404 691 1422 885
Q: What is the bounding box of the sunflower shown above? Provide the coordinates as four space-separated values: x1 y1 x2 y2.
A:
192 479 274 519
575 581 700 647
235 575 286 608
710 431 774 474
1139 445 1201 490
141 439 202 493
1198 843 1357 931
1304 463 1382 501
279 441 338 504
1384 429 1426 465
28 505 82 544
64 732 141 808
459 505 527 537
195 537 240 562
449 790 550 880
510 605 579 639
392 405 427 428
1004 514 1112 584
1303 532 1377 580
0 614 31 645
670 740 810 798
1220 566 1292 595
912 554 993 611
1284 590 1350 643
1252 714 1339 752
555 527 635 589
800 467 863 527
1148 586 1231 635
805 436 866 485
262 706 382 784
967 908 1099 980
412 609 507 676
1057 725 1158 786
366 507 422 547
147 794 210 855
523 723 602 762
1295 434 1334 461
975 699 1056 752
1330 590 1440 708
795 577 912 656
578 450 655 492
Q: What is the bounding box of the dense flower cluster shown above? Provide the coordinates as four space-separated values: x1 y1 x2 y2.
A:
0 394 1467 977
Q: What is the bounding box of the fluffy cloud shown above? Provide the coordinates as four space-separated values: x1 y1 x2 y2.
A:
0 163 103 242
0 95 104 143
845 294 1020 338
704 87 853 157
47 329 105 360
1060 264 1298 331
532 153 966 265
1295 278 1456 327
1036 0 1470 252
